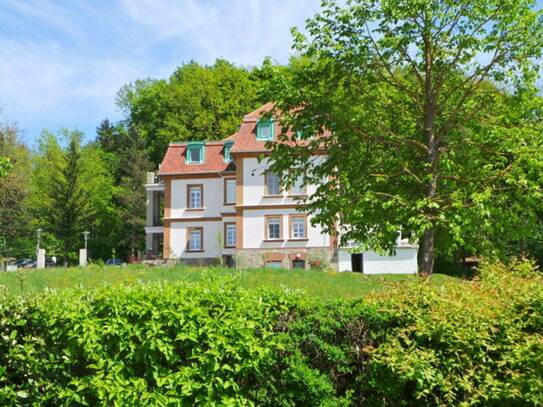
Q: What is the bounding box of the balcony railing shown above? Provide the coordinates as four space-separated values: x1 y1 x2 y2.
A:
146 172 162 185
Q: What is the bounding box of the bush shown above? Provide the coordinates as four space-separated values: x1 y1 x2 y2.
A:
0 278 299 405
0 262 541 405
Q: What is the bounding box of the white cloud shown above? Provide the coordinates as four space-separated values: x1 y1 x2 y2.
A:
1 0 83 39
0 0 321 142
119 0 320 65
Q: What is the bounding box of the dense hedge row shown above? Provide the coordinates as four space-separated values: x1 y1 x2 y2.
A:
0 262 541 406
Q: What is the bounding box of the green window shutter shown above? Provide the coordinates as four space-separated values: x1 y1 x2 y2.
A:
256 119 274 141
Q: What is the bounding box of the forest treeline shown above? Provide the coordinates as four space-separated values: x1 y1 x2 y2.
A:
0 59 272 263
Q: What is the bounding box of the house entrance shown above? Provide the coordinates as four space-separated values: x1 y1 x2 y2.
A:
351 253 363 272
292 259 305 269
223 255 235 268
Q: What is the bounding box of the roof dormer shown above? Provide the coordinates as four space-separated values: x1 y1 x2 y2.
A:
186 142 205 164
256 119 274 141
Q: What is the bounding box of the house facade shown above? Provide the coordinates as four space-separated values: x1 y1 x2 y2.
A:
144 103 418 273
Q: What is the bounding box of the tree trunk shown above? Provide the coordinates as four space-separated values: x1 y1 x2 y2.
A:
420 29 438 276
419 227 435 275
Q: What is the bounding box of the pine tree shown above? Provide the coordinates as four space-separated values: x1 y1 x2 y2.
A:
48 134 89 263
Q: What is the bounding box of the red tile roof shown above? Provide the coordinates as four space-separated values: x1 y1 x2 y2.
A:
230 102 326 154
159 138 236 176
159 103 326 175
231 102 277 154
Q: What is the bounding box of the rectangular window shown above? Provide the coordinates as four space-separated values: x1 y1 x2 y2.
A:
224 223 236 248
266 216 282 240
290 215 307 239
256 119 274 141
265 261 282 269
187 227 203 252
224 178 236 204
266 172 281 196
290 175 306 195
224 142 233 162
187 185 203 209
186 143 204 164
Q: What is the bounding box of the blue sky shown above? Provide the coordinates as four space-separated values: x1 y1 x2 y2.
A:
1 1 542 146
0 0 321 145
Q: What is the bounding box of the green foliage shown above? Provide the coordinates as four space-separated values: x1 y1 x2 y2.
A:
117 59 264 165
259 261 543 405
0 279 298 405
0 262 541 405
28 130 118 263
265 0 543 273
0 264 438 299
96 120 151 258
0 156 10 178
0 124 33 258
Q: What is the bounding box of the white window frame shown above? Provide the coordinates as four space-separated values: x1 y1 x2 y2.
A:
225 223 236 248
188 185 203 209
267 217 281 240
266 172 281 196
291 175 305 195
188 229 202 251
291 216 306 239
225 179 236 204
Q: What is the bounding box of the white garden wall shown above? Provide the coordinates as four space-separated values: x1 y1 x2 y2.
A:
338 247 418 274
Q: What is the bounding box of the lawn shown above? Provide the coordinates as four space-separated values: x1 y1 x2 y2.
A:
0 264 458 300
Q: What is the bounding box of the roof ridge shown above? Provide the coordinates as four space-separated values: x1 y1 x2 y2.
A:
169 140 230 146
243 102 274 120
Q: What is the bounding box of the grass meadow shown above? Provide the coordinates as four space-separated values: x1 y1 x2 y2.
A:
0 264 457 300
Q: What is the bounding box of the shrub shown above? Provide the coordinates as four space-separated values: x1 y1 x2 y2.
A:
0 262 541 405
259 260 543 405
0 279 300 405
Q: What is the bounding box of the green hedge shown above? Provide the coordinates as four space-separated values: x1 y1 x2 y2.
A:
0 262 541 406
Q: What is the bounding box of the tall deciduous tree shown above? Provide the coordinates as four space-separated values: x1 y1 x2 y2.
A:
0 123 32 257
96 119 151 258
117 59 263 166
30 130 117 263
265 0 543 274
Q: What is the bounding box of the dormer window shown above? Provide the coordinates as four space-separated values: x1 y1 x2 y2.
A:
186 142 204 164
224 142 233 163
256 119 274 141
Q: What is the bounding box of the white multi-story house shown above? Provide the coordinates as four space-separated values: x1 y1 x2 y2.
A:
144 103 418 273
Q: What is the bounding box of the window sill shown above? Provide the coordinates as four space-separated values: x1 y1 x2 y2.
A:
263 239 284 242
288 238 309 242
186 208 205 211
223 246 236 249
287 194 307 198
223 202 235 206
186 250 205 253
262 195 284 199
